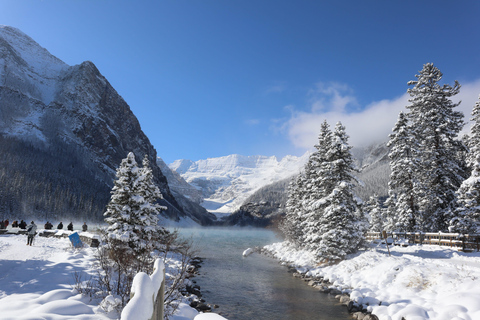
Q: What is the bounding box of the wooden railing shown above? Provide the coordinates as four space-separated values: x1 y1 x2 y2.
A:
367 231 480 252
121 259 165 320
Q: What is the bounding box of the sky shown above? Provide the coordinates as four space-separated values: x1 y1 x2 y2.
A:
1 0 480 163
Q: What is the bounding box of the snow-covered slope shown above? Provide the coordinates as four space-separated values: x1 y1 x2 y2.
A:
169 153 309 217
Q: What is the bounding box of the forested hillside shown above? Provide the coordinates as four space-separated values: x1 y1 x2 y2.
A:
0 135 110 221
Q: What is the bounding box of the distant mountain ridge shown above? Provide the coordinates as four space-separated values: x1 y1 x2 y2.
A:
0 25 212 224
169 143 390 225
169 153 309 217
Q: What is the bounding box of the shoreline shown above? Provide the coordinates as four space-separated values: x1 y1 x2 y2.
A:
259 246 378 320
262 240 480 320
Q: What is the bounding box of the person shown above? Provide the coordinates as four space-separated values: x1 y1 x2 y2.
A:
44 221 53 230
12 220 18 228
57 222 63 229
4 219 9 228
67 222 73 231
0 221 4 229
19 220 27 229
82 222 88 232
26 221 37 246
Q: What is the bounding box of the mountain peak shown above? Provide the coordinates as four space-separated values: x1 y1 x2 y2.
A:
0 25 68 74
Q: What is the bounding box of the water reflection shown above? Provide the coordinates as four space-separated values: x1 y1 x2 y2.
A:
178 228 350 320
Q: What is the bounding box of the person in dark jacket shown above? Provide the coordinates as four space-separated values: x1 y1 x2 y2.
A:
19 220 27 229
57 222 63 229
67 222 73 231
44 221 53 230
82 222 88 232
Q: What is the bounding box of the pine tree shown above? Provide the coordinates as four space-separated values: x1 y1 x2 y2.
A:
314 122 364 263
367 195 384 232
386 112 421 232
451 96 480 234
466 96 480 168
406 63 466 232
103 152 166 272
451 155 480 234
301 120 334 251
280 174 305 246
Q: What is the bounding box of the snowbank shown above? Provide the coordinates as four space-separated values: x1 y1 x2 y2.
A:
265 240 480 320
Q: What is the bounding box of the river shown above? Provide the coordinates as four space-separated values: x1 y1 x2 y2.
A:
179 227 351 320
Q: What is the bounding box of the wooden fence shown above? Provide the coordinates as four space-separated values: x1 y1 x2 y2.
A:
121 259 165 320
366 231 480 252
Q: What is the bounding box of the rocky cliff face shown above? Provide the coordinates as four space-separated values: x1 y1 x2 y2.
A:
0 25 212 224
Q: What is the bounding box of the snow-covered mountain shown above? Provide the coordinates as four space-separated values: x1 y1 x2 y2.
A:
169 153 309 217
0 25 212 224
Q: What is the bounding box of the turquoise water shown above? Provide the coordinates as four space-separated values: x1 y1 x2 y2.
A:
179 228 350 320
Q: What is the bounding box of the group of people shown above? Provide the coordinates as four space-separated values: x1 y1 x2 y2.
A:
2 220 88 232
48 221 88 232
1 219 89 246
1 220 27 229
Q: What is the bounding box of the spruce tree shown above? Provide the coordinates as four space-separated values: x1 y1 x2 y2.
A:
386 112 421 232
367 195 384 232
406 63 466 232
466 96 480 168
314 122 364 263
301 120 334 251
281 174 306 247
103 152 166 272
451 155 480 234
451 96 480 234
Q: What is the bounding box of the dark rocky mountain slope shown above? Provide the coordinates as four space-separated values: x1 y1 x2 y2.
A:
0 26 213 224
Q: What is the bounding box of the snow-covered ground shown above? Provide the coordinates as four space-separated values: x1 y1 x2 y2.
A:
0 232 110 320
266 240 480 320
0 231 222 320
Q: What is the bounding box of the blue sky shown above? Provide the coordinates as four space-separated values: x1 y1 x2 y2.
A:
1 1 480 163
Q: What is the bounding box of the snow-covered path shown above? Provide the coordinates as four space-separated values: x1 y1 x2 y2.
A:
0 234 110 320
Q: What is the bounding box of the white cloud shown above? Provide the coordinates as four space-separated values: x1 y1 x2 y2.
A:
283 79 480 150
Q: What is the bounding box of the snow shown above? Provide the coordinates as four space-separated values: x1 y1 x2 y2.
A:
0 231 224 320
242 248 253 257
169 153 309 216
265 240 480 320
0 233 110 320
121 259 165 320
0 25 69 105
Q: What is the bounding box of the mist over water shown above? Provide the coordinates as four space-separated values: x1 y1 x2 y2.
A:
179 228 350 320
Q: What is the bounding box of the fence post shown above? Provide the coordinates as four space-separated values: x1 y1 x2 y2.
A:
151 266 165 320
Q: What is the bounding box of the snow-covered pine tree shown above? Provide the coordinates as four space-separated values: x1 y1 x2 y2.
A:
451 97 480 234
280 174 306 247
406 63 466 232
385 112 421 232
135 155 168 264
466 96 480 168
451 155 480 234
367 195 384 232
103 152 166 273
314 122 364 263
300 120 335 252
